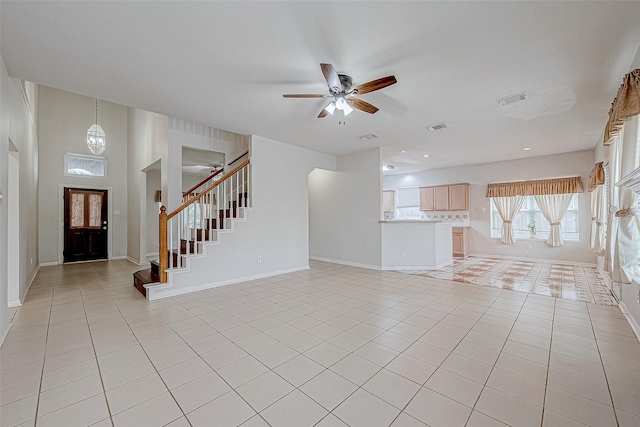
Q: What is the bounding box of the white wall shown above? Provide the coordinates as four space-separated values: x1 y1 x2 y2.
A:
309 148 383 269
155 135 335 297
127 108 168 264
145 168 161 257
0 53 40 344
38 87 128 263
384 150 597 264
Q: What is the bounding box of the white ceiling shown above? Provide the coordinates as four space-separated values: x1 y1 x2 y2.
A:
2 1 640 175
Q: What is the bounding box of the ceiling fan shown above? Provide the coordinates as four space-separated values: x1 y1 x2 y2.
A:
283 63 397 118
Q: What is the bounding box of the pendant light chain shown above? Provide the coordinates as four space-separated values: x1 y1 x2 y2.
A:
87 98 106 155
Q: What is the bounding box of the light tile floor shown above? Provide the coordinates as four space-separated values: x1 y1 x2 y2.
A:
1 259 639 427
400 257 617 306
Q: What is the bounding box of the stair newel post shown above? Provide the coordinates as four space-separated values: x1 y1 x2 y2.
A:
159 205 168 283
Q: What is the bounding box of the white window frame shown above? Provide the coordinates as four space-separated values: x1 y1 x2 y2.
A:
490 194 580 241
64 153 108 178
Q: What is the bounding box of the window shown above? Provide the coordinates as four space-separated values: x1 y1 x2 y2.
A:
490 194 579 241
395 187 421 220
64 153 107 178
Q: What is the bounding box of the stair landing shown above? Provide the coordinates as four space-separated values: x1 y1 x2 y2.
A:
133 260 161 297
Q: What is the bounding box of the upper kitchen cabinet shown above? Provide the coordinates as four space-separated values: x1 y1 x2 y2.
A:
420 187 435 211
419 183 469 211
434 186 450 210
449 184 469 210
382 190 395 213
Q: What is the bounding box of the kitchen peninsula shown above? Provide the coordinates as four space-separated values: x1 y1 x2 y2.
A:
380 220 453 270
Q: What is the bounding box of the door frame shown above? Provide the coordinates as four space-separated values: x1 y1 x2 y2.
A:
58 183 113 264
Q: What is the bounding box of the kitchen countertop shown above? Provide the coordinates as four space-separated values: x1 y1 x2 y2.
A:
379 220 444 223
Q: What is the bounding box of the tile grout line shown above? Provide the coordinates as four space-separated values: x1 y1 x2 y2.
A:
586 303 621 427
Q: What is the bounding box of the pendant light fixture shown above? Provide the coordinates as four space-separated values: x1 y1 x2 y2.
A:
87 99 106 155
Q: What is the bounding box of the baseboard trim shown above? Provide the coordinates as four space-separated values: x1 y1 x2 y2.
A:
39 261 58 267
8 300 22 308
0 323 12 348
16 264 41 306
468 253 597 268
146 252 159 258
111 256 128 260
126 256 145 266
147 266 311 300
310 256 381 270
618 301 640 342
382 260 453 271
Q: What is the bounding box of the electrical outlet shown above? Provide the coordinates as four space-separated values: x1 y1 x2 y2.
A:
637 289 640 304
401 250 406 257
257 255 262 263
30 257 33 265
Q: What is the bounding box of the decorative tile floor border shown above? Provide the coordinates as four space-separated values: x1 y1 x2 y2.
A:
398 256 618 306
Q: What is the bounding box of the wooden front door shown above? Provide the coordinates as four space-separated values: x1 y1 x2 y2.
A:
64 188 108 263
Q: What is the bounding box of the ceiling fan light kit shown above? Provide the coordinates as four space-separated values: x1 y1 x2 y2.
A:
283 63 397 118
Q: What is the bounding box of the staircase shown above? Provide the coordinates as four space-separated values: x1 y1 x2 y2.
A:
133 159 250 298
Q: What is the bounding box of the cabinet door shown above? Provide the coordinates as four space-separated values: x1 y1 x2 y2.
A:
420 187 434 211
382 191 395 212
434 186 449 210
452 232 463 256
449 184 468 211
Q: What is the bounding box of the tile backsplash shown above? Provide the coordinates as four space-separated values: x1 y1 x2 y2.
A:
424 211 470 225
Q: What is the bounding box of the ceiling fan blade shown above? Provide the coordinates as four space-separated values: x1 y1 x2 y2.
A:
318 108 330 118
352 76 397 95
348 97 379 114
283 94 329 98
321 63 342 92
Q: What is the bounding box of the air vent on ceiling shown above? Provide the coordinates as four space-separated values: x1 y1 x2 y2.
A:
496 92 527 106
359 133 379 141
427 122 448 132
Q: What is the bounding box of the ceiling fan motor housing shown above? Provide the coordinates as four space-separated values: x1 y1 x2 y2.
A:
337 74 353 93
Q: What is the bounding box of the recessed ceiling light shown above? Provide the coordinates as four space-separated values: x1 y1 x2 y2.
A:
427 122 448 131
497 92 527 106
423 154 429 158
523 147 532 151
400 150 406 153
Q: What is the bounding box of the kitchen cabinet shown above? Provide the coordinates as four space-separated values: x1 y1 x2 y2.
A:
382 190 395 213
419 183 469 212
452 227 469 257
449 184 469 211
420 187 434 211
434 186 450 211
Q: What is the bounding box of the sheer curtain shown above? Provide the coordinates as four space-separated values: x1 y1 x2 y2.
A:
589 185 605 255
534 194 574 247
493 196 524 244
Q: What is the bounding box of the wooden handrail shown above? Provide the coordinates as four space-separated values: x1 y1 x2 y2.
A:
159 206 168 283
167 159 250 220
228 151 249 166
182 168 224 197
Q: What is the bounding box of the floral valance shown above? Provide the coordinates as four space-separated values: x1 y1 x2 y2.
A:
486 176 584 198
588 162 605 192
604 68 640 146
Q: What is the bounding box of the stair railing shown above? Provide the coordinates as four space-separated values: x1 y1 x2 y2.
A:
182 168 225 204
159 159 250 283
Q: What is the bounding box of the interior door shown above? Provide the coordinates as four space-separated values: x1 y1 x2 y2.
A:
64 188 108 262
